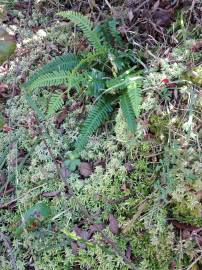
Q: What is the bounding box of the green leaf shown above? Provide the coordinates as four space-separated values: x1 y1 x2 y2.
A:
75 97 113 151
0 28 16 64
15 202 51 237
120 91 137 133
58 11 102 51
64 159 81 172
127 79 142 117
0 112 5 128
47 92 64 118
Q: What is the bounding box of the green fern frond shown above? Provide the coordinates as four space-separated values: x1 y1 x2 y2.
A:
26 70 85 91
75 97 113 151
47 92 64 118
127 79 142 117
23 54 80 90
86 69 106 96
58 11 102 51
120 91 137 133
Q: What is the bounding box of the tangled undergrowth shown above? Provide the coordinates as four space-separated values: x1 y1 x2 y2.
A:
0 1 202 270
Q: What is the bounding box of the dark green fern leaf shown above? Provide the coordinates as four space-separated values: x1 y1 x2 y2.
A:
58 11 102 51
26 71 85 91
86 69 106 96
75 97 113 151
127 79 142 117
120 91 137 133
23 54 80 90
47 92 64 118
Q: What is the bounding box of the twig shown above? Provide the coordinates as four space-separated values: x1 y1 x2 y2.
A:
186 253 202 270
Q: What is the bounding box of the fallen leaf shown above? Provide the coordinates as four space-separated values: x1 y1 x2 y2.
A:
109 214 119 235
125 242 132 260
71 240 79 254
79 162 92 178
60 162 70 180
124 162 134 173
171 220 200 231
152 8 172 27
190 39 202 52
89 223 105 238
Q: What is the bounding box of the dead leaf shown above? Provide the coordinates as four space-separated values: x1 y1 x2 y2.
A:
124 162 134 173
152 0 160 12
71 241 79 254
152 8 172 27
171 220 200 231
56 106 68 128
89 223 105 237
109 214 119 235
79 162 92 178
60 162 70 180
125 242 132 260
190 40 202 52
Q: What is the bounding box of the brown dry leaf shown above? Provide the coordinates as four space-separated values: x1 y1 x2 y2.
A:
60 162 70 180
89 223 105 238
71 241 79 254
152 8 172 27
191 40 202 52
109 214 119 235
79 162 92 178
171 220 200 231
56 106 68 128
125 242 132 260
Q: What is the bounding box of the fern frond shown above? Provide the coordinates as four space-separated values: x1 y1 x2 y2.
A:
58 11 102 51
47 92 64 118
127 79 142 117
86 69 106 96
23 54 80 90
75 97 113 151
120 91 137 133
26 70 85 91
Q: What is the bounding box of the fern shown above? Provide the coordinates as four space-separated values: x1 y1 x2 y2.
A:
58 11 102 51
26 71 85 91
47 92 64 118
120 91 137 133
23 54 80 90
86 69 106 96
127 79 142 117
75 97 113 151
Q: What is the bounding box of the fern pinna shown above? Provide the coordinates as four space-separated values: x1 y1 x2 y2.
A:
23 11 142 155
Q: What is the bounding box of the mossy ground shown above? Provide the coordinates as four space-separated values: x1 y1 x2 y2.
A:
0 1 202 270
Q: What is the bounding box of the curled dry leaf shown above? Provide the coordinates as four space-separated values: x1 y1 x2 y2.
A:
109 214 119 235
79 162 92 178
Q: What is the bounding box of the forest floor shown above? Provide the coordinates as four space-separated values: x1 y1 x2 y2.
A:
0 1 202 270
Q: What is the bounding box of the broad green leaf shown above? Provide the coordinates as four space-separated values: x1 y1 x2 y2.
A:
0 28 16 64
0 112 5 128
15 202 51 236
